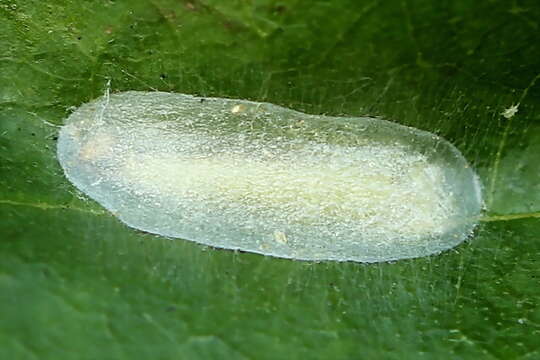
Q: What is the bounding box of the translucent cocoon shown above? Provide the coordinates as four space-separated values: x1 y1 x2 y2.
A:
57 91 482 262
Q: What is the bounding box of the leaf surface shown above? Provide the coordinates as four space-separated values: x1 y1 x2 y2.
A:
1 0 539 358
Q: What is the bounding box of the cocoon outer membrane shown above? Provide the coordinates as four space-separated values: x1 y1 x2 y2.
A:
57 91 482 262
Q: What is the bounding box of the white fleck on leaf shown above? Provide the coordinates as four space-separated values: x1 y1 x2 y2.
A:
501 104 519 119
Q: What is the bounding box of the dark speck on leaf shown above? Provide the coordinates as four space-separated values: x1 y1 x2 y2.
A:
273 5 287 14
440 64 458 77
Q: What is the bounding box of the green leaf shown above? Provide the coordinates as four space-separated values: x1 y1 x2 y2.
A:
1 0 539 359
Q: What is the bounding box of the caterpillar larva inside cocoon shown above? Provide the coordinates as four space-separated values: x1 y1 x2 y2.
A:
57 91 482 262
